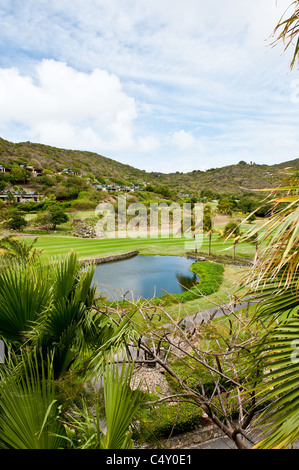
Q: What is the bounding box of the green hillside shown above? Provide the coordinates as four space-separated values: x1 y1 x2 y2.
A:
0 137 298 195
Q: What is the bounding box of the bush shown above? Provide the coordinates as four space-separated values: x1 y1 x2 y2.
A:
3 211 28 231
212 391 253 422
138 401 202 441
70 198 98 210
165 358 216 398
17 201 41 212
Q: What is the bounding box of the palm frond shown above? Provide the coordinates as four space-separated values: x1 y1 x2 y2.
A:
272 0 299 70
250 316 299 448
100 358 142 449
0 349 66 449
0 263 51 343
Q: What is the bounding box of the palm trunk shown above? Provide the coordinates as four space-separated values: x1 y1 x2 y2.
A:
194 236 197 253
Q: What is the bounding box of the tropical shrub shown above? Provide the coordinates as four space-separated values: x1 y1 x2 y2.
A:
70 198 98 210
138 401 203 441
3 211 27 230
165 358 216 397
0 251 143 449
0 350 66 449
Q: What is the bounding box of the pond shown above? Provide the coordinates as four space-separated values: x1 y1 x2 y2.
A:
92 254 199 300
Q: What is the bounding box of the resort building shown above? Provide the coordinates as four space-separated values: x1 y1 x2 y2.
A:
0 190 43 203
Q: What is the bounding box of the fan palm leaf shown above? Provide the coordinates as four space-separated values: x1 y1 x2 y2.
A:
0 263 51 343
0 349 66 449
100 358 142 449
61 358 143 449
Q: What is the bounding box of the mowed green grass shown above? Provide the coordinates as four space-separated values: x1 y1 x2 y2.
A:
24 232 257 260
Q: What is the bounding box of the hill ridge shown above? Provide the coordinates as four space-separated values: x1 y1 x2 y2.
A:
0 136 298 194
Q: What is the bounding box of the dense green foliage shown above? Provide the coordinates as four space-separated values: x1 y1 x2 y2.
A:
3 211 27 230
0 250 144 449
0 136 298 196
138 401 203 440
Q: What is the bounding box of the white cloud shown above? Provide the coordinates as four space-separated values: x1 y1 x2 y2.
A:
172 130 197 150
0 60 140 151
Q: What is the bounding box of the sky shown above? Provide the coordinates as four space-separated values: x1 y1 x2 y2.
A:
0 0 298 173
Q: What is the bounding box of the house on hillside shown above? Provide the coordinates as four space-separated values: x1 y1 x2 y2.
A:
60 168 76 175
0 165 11 174
20 165 43 177
95 184 108 191
94 183 142 193
0 190 44 203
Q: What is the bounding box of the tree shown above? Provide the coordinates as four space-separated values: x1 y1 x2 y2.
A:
203 213 215 256
125 297 263 449
35 205 69 231
34 211 52 233
218 220 244 259
0 346 143 449
10 164 29 184
66 360 143 449
0 236 41 264
200 189 215 201
241 170 299 448
184 213 202 253
243 231 259 260
3 211 27 231
217 198 233 216
0 252 143 449
157 186 172 198
237 196 258 214
48 204 69 229
6 190 16 205
0 176 8 190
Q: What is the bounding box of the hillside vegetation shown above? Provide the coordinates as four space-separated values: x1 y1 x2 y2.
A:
0 137 298 195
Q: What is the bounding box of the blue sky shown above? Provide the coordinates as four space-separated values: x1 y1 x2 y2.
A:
0 0 298 172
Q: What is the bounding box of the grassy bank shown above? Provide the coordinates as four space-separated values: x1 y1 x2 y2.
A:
152 261 225 306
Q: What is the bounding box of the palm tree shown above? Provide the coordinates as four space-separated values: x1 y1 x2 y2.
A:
242 170 299 448
272 0 299 70
0 252 142 449
6 191 16 205
218 220 244 259
180 213 202 253
0 235 42 264
0 350 66 449
203 213 218 256
0 251 134 377
190 219 202 254
66 359 143 449
0 348 143 449
245 232 259 260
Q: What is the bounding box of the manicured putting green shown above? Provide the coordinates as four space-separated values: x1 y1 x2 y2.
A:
24 233 256 260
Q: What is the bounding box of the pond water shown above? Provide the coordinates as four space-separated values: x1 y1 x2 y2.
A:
92 255 199 300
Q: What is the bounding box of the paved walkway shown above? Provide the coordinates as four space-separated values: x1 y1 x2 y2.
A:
194 434 299 449
182 298 255 329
